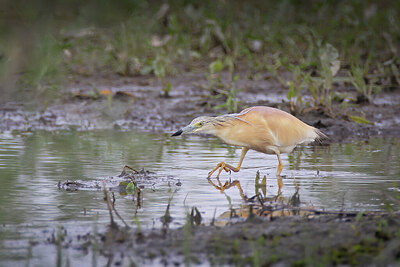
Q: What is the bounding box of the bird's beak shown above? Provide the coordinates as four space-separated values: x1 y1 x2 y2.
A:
171 125 195 137
171 129 183 136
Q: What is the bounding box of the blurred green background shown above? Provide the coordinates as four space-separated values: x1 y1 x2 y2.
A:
1 0 399 103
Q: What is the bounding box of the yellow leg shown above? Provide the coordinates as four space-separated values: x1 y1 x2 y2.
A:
277 175 283 190
208 147 249 178
276 152 283 176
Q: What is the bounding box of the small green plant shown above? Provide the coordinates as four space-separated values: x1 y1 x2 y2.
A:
122 177 142 211
153 54 173 98
134 215 142 238
349 64 382 103
207 58 241 113
161 81 172 98
355 211 365 223
265 55 291 86
286 65 311 114
283 43 339 116
125 181 135 194
251 236 264 267
208 59 224 91
213 74 240 113
349 115 373 125
255 170 266 197
376 218 390 240
304 43 340 116
108 23 143 76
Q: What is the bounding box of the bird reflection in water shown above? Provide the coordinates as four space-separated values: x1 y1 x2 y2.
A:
208 172 308 222
207 171 283 201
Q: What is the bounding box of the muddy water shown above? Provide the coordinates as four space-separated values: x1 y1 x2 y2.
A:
0 131 399 265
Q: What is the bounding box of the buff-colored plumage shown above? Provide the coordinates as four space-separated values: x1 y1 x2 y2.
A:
172 106 325 180
214 106 320 153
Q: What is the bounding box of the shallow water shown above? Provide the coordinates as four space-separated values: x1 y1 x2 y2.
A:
0 131 399 265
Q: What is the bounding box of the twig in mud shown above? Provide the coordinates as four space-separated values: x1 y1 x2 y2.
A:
288 189 300 207
136 190 142 208
102 180 118 229
111 192 116 205
211 208 217 226
102 180 130 229
247 205 255 220
256 193 265 207
118 165 139 177
111 204 131 229
127 177 143 208
183 193 189 207
161 189 177 227
257 204 372 218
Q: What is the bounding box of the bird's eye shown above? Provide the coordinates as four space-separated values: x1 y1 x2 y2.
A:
198 122 203 126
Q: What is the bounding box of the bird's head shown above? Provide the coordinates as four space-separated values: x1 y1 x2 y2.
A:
171 116 218 136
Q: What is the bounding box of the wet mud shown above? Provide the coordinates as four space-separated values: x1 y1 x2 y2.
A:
58 166 176 192
47 206 400 266
1 72 400 143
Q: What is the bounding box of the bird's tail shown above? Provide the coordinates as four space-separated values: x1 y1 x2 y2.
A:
313 128 328 143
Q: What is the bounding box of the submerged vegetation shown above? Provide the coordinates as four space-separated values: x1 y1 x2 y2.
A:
1 0 399 113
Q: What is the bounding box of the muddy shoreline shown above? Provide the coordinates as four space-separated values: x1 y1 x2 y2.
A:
49 210 400 266
2 72 400 143
131 213 400 266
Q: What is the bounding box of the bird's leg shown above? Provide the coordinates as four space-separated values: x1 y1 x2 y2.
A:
275 152 284 189
277 175 283 190
276 152 283 176
208 147 249 178
208 162 230 179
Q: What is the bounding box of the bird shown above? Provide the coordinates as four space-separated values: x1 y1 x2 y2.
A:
171 106 325 179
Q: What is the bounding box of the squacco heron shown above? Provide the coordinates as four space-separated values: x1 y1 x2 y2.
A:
172 106 325 178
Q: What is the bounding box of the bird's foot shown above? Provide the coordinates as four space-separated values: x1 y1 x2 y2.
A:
207 162 230 179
